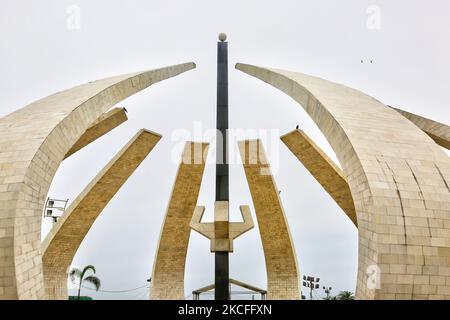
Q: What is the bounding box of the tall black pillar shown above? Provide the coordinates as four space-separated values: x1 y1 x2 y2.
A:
215 34 230 300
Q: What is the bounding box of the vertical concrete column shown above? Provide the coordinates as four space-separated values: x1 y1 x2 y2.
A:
238 139 301 300
150 142 209 300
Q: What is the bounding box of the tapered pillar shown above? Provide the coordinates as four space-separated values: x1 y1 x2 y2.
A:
42 129 161 300
215 33 230 300
238 139 300 299
150 142 209 300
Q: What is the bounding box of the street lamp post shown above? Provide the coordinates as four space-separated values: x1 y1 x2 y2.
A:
302 275 320 300
323 286 332 299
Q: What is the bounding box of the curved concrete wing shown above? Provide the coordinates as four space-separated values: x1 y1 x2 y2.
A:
42 129 161 300
64 107 128 159
238 140 300 300
281 129 357 227
391 107 450 150
150 142 209 300
236 63 450 300
0 62 195 299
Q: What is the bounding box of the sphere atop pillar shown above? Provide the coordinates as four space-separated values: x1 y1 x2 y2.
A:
218 33 227 42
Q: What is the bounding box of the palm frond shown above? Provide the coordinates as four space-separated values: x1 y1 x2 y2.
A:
69 267 82 282
337 291 354 300
83 265 96 275
84 275 101 291
80 265 96 281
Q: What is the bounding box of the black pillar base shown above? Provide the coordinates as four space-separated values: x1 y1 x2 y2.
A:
215 252 230 300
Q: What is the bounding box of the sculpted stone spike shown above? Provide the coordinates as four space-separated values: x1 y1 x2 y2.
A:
190 203 254 253
229 206 254 240
64 107 128 159
236 63 450 300
42 129 161 300
0 62 195 299
238 139 300 300
281 129 357 226
391 106 450 150
149 142 209 300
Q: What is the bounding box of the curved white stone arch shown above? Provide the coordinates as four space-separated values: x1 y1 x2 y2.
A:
236 63 450 300
0 62 195 299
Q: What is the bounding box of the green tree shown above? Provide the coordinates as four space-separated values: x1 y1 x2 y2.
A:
69 265 101 300
336 291 354 300
323 291 355 300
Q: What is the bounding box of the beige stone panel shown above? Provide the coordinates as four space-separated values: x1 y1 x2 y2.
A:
150 142 209 300
42 129 161 300
64 108 128 159
236 63 450 300
0 62 195 299
391 107 450 150
281 129 357 226
238 139 300 300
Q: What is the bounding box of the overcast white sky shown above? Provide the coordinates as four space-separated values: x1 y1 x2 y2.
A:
1 0 449 300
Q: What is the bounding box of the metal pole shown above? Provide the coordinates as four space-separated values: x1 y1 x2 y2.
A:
215 34 229 300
